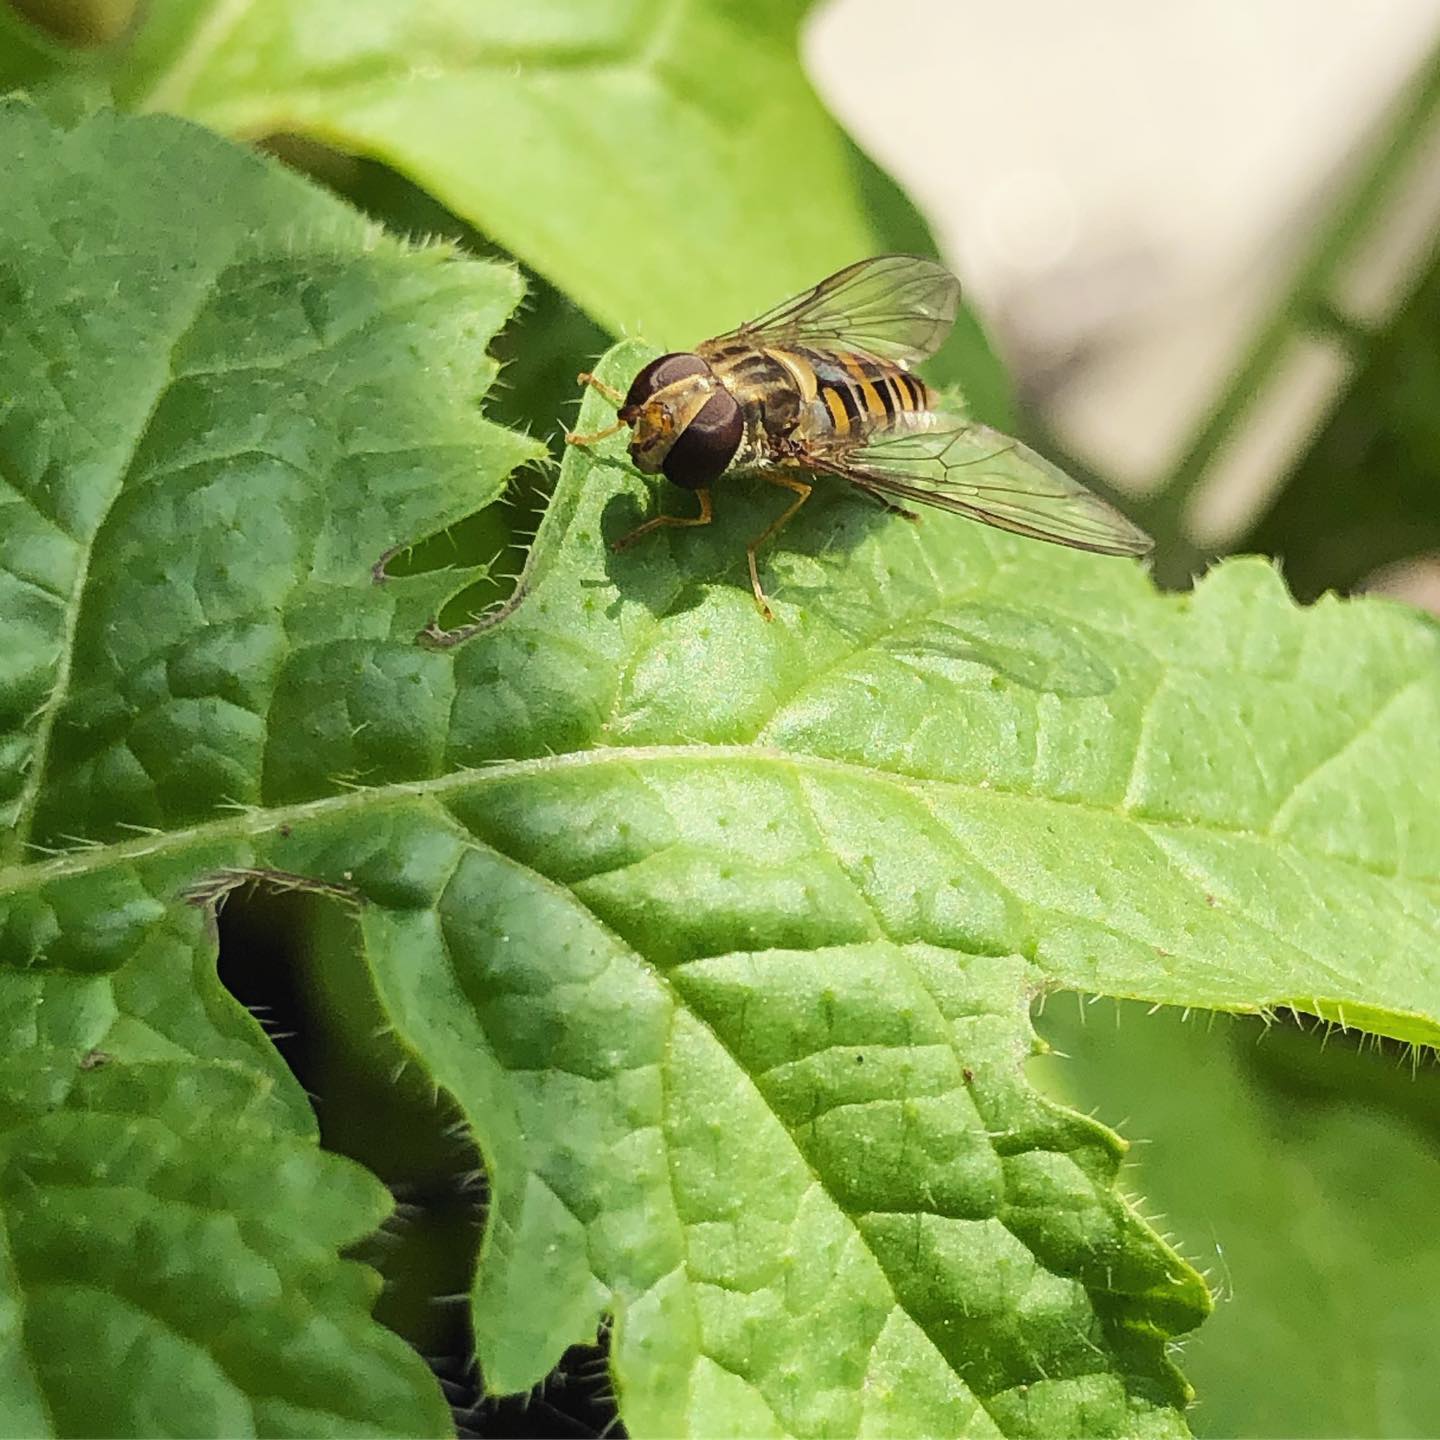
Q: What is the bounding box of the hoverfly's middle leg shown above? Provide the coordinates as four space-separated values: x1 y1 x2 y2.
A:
612 487 714 552
854 485 921 523
747 472 813 621
565 371 630 445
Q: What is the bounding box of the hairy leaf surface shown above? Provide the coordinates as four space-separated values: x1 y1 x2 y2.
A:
1036 1002 1440 1437
5 103 1440 1438
0 102 537 1437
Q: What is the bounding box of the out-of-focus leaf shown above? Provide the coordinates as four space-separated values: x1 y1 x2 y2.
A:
1034 1001 1440 1437
1138 39 1440 582
2 0 1015 425
1242 245 1440 600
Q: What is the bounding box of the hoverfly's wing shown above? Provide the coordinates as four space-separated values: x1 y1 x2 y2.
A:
809 418 1153 557
702 255 961 368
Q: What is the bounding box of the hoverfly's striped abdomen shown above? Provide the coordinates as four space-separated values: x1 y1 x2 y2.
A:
793 347 930 440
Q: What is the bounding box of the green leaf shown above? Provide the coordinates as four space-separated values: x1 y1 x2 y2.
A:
0 101 541 1434
1 1053 447 1436
0 4 71 89
8 102 1440 1437
6 0 1014 424
1034 1003 1440 1437
119 1 910 337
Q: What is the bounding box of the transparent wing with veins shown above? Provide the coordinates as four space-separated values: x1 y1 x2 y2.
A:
701 254 962 367
805 415 1154 556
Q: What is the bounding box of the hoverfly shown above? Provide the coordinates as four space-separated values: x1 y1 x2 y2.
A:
566 254 1151 618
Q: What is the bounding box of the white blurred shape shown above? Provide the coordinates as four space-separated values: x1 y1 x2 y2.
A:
805 0 1440 499
981 169 1079 275
1364 554 1440 615
1187 339 1354 547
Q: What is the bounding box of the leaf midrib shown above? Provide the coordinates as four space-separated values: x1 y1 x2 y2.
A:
4 741 1433 899
447 790 1185 1432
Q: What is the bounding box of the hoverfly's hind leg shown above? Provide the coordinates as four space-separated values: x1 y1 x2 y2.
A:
613 487 714 552
565 371 630 445
747 472 813 621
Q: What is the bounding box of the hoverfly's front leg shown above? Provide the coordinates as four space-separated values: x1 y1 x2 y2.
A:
613 487 714 552
565 371 630 445
576 370 626 405
747 471 813 621
566 418 627 446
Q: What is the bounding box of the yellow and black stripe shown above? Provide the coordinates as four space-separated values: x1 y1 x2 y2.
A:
799 347 929 438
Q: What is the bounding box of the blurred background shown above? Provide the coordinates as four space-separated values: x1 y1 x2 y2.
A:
817 0 1440 596
813 0 1440 603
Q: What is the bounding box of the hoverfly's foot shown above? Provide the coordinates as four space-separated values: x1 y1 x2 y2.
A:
747 557 776 621
576 371 626 406
745 474 811 623
612 516 665 553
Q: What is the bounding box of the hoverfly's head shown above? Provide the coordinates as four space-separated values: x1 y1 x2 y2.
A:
619 352 743 489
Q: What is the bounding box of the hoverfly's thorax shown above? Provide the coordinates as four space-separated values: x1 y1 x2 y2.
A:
620 351 743 490
707 344 805 446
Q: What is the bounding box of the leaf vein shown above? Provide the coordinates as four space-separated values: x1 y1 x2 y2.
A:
1267 677 1423 832
5 266 242 862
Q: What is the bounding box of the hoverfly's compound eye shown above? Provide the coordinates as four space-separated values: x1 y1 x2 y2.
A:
623 352 712 412
661 389 744 490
